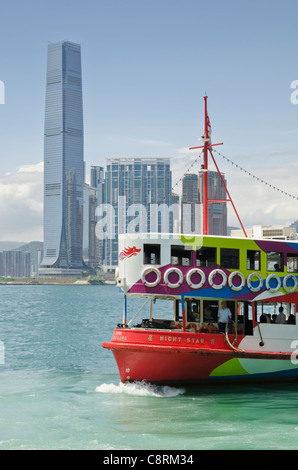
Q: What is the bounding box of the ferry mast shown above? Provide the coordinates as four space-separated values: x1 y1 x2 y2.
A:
189 96 247 237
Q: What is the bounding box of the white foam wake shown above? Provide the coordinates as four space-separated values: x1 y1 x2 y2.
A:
95 380 185 398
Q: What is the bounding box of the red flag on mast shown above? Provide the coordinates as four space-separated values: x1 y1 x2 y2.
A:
206 113 212 138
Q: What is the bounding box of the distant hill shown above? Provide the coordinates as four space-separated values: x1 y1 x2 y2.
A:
12 241 43 266
0 241 26 251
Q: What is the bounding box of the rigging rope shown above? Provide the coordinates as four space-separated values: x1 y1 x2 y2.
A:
171 150 203 193
171 147 298 202
213 148 298 201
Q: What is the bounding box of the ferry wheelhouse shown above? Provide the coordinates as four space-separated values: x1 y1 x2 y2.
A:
102 97 298 384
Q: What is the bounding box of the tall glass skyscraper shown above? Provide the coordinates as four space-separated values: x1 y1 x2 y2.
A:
41 41 84 272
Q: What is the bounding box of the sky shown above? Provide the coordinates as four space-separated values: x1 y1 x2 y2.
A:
1 0 298 242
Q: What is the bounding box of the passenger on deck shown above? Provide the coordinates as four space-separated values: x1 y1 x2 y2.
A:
217 301 232 333
287 313 296 325
276 306 286 324
260 313 268 323
189 305 200 322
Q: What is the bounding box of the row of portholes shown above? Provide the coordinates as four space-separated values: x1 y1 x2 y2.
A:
141 266 298 294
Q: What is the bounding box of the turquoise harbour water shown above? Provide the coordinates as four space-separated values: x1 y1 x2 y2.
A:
1 285 298 450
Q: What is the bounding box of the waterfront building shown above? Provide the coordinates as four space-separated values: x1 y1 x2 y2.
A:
231 225 297 240
0 251 31 278
103 157 173 268
41 41 84 276
290 220 298 236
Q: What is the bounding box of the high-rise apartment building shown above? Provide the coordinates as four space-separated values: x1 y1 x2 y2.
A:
82 166 106 268
41 41 84 274
103 157 173 267
83 183 98 267
199 170 227 235
0 251 31 277
90 166 105 206
181 173 201 234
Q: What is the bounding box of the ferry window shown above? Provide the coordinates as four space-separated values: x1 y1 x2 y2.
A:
196 247 216 268
237 302 253 335
144 244 160 265
247 250 261 270
220 248 239 269
203 300 218 323
187 300 200 322
266 252 284 272
256 302 296 325
174 299 182 322
256 303 274 324
171 245 192 266
287 254 298 273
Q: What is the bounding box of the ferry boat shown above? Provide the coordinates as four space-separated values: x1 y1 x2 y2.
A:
102 97 298 385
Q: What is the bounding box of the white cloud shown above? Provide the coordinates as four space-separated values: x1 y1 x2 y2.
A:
129 138 173 147
0 162 43 242
225 158 298 229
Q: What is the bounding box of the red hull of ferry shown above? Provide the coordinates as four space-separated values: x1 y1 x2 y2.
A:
110 346 228 384
102 328 291 385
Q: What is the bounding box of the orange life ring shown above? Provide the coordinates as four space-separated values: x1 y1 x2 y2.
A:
198 325 209 333
199 324 218 333
207 323 218 334
186 323 198 331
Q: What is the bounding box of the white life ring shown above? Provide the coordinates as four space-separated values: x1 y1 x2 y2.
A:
247 272 263 292
283 274 298 293
208 269 227 290
265 273 281 293
164 267 184 289
141 266 161 288
186 268 206 289
228 271 246 291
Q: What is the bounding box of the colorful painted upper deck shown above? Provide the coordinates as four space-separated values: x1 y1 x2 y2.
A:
116 233 298 302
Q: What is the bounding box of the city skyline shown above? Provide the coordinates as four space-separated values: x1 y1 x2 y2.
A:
1 1 298 242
